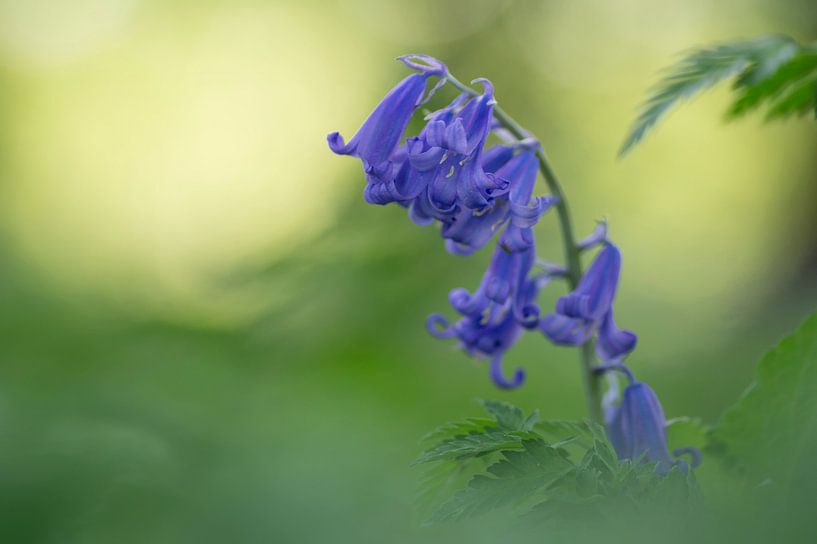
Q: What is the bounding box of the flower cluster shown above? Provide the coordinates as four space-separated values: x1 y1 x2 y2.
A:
328 55 695 471
328 55 564 386
328 55 552 257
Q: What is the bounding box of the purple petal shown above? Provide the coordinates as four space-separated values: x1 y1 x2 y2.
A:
396 54 448 76
596 310 637 362
440 199 510 253
489 354 525 389
327 73 428 168
448 287 490 317
481 145 515 174
612 382 674 472
426 314 456 339
558 243 621 321
539 313 594 345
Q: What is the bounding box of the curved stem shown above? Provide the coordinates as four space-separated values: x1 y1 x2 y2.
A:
446 74 603 424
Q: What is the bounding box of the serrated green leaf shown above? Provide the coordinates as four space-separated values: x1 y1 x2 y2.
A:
591 438 619 474
414 455 496 522
428 440 574 523
412 430 538 466
535 420 594 447
709 312 817 497
620 34 801 155
478 399 536 431
648 465 703 512
418 417 495 447
666 416 708 453
534 419 610 464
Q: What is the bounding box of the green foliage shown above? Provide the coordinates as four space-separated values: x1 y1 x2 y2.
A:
479 399 540 432
708 313 817 494
621 34 817 155
427 440 574 523
666 417 708 453
414 401 700 525
413 314 817 534
413 400 540 466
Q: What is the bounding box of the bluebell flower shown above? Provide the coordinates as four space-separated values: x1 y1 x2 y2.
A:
408 142 515 231
427 241 547 389
441 149 554 255
607 381 674 472
539 242 637 361
499 148 557 253
327 55 446 205
407 80 509 214
603 368 702 473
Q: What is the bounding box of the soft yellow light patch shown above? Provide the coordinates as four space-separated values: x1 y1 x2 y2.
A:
0 3 376 324
0 0 138 67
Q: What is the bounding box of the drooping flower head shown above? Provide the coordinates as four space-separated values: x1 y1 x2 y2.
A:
602 365 702 473
327 55 447 205
427 241 547 389
539 242 637 362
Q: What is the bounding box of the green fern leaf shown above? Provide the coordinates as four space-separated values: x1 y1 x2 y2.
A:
764 75 817 119
620 34 799 155
728 51 817 118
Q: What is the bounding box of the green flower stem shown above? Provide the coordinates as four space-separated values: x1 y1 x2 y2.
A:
445 74 603 425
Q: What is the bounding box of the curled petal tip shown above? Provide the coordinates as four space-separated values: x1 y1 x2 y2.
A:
449 287 486 316
578 219 609 251
673 447 702 469
444 239 476 256
426 314 456 339
489 355 525 389
327 131 351 155
592 361 637 384
470 77 495 97
515 137 541 151
516 304 540 329
397 54 448 76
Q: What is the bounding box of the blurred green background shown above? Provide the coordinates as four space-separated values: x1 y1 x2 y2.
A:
0 0 815 542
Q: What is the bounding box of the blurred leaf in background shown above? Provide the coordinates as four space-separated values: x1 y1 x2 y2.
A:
620 33 817 155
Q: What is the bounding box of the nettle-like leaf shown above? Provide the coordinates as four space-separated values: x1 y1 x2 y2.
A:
620 34 817 155
412 430 539 466
666 417 708 453
415 401 700 525
413 401 542 519
418 416 497 447
479 399 539 432
427 439 574 523
708 312 817 498
413 401 540 466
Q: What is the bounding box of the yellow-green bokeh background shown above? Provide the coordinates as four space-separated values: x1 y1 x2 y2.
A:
0 0 815 542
